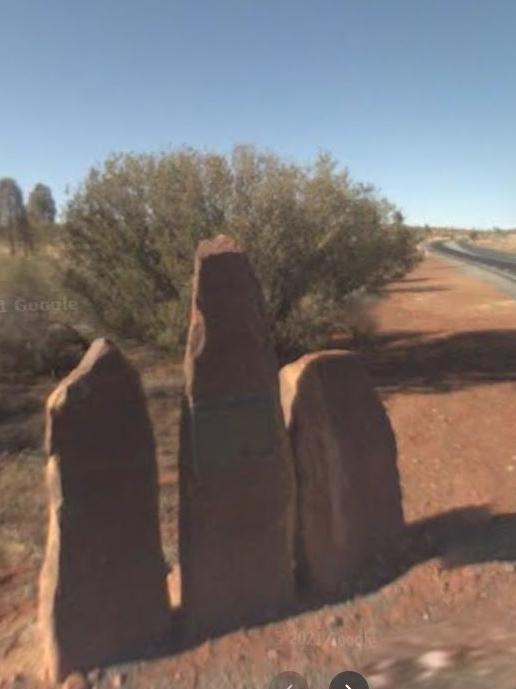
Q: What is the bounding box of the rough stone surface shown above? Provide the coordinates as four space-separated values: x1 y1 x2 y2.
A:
39 338 171 682
280 350 404 598
167 566 182 609
179 235 296 638
62 672 90 689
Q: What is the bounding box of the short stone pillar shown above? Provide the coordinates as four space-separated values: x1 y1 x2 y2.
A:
280 350 404 598
179 235 296 638
39 339 171 682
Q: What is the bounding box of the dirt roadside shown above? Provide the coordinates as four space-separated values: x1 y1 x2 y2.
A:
2 254 516 688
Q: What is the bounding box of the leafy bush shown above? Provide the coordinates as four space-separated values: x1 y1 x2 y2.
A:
64 146 420 361
0 254 89 379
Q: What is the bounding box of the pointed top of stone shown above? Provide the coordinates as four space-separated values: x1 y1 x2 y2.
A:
185 235 277 401
45 337 153 468
47 338 123 413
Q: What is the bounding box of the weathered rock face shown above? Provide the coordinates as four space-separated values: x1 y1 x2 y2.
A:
39 338 170 682
179 235 296 638
280 350 404 599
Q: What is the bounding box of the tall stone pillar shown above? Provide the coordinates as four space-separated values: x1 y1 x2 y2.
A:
39 339 171 682
179 235 295 638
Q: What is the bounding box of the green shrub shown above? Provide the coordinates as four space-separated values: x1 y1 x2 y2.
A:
64 146 420 361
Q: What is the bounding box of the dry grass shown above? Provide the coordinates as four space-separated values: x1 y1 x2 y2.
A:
0 454 46 572
473 233 516 253
0 451 46 678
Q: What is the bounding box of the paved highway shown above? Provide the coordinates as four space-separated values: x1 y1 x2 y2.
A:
429 239 516 299
431 240 516 273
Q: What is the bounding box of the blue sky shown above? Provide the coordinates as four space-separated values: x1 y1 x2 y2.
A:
1 0 515 228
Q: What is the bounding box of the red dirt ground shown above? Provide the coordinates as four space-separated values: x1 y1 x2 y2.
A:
2 254 516 688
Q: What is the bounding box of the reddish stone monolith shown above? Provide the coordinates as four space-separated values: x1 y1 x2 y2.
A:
39 338 171 682
280 350 404 598
179 235 296 638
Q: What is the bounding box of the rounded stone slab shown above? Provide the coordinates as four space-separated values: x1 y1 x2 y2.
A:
280 350 404 598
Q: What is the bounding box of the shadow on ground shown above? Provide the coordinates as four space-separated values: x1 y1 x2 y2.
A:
332 329 516 395
73 328 516 669
6 332 516 675
122 503 516 668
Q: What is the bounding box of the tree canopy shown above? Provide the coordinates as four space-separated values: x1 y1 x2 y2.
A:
0 178 32 254
27 183 56 226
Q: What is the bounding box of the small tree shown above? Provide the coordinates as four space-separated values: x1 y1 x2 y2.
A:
27 183 56 226
0 178 32 255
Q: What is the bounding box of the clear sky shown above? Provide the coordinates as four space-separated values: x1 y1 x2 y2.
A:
1 0 515 228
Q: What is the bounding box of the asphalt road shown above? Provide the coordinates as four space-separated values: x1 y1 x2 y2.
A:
431 240 516 272
429 240 516 299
